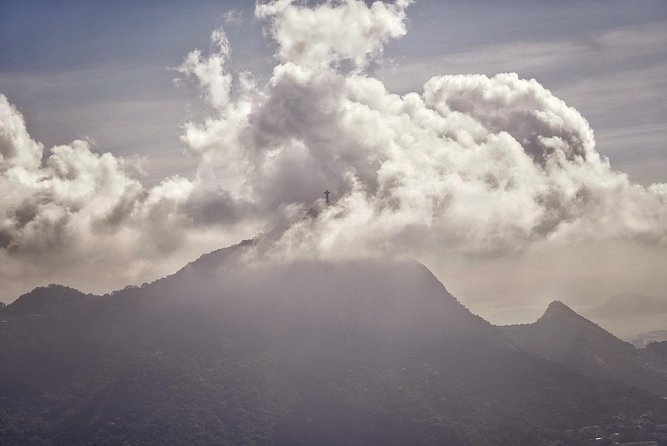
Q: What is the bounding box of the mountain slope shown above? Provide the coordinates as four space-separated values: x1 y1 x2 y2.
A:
502 300 667 396
0 245 665 445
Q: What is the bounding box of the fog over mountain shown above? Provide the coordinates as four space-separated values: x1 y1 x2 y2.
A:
1 1 666 318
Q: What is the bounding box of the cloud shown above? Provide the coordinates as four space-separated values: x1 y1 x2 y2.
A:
0 0 665 301
176 8 666 260
177 28 233 110
0 95 43 171
256 0 412 70
222 10 244 27
0 92 255 299
375 21 667 185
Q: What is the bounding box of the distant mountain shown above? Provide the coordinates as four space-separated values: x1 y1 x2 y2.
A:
632 330 667 348
502 301 667 396
585 293 667 319
1 244 665 446
578 293 667 340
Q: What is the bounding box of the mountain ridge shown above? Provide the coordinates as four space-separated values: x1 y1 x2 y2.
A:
1 245 665 445
502 300 667 396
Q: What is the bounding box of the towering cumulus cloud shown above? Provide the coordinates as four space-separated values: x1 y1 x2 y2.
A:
0 0 665 299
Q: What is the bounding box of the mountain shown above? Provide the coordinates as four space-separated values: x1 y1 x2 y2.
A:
632 330 667 348
581 294 667 340
1 244 665 446
648 341 667 358
502 300 667 396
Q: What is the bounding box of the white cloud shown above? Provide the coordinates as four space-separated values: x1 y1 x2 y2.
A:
177 27 233 110
0 92 256 300
0 1 665 304
0 96 43 171
222 10 244 27
256 0 412 70
376 21 667 185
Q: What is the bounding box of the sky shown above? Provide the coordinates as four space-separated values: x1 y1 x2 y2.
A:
0 0 666 325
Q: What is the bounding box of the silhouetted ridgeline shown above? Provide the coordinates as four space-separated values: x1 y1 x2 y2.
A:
502 300 667 396
1 242 665 445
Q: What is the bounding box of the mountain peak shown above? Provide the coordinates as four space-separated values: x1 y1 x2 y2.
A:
6 284 93 315
540 300 580 321
500 300 667 395
546 300 572 310
534 300 635 346
537 300 616 335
